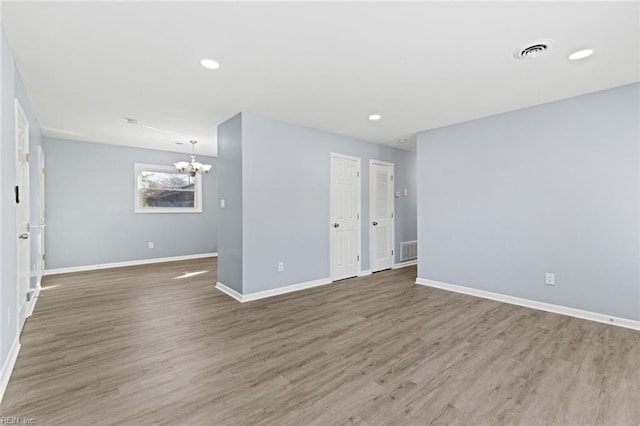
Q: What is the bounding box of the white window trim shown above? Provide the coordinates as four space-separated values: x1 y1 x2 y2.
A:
134 163 203 214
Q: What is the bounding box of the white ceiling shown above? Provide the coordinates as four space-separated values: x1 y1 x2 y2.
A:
1 1 638 156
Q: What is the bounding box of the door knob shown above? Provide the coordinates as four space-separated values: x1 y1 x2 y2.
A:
372 221 378 226
19 233 29 240
333 223 340 228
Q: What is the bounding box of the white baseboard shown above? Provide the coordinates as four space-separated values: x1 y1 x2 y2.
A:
393 260 417 269
415 278 640 331
358 270 372 277
3 284 43 403
44 252 218 276
26 285 41 318
217 277 332 303
0 337 21 404
215 282 244 302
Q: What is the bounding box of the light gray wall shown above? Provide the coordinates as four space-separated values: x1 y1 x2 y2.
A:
1 28 43 372
241 113 417 294
43 138 217 269
417 83 640 321
394 148 418 253
216 113 243 293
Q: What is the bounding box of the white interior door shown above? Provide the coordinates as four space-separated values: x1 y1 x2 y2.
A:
330 153 361 281
370 161 394 273
15 99 30 329
38 146 46 285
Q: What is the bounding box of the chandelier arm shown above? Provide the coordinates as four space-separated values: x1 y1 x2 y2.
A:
174 140 212 175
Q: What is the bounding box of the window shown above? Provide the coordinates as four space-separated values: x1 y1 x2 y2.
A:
135 163 203 213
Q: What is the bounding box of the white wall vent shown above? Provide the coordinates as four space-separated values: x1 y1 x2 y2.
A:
514 39 554 59
400 240 417 262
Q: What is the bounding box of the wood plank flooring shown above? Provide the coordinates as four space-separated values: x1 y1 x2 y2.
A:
1 258 639 425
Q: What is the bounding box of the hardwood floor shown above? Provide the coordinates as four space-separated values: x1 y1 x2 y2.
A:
1 258 639 425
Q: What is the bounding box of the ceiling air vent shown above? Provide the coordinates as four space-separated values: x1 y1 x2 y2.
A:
514 39 554 59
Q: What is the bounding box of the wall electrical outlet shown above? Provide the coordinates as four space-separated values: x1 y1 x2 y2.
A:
220 199 225 209
278 262 284 272
545 273 555 286
148 242 154 249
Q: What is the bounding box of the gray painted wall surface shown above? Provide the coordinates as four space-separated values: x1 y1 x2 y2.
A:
417 83 640 320
42 138 217 269
394 150 418 253
241 113 417 294
1 29 43 370
216 114 243 293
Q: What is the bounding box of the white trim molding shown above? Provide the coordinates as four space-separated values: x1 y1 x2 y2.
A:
215 282 244 302
0 338 21 404
217 277 332 303
392 260 417 269
26 284 41 318
358 270 372 277
415 278 640 331
44 253 217 276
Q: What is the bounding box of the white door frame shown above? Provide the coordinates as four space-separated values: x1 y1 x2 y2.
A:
329 152 362 281
37 146 46 287
15 98 30 330
369 159 395 272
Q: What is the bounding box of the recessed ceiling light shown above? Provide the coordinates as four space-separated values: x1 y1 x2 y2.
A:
398 139 408 144
200 59 220 69
369 114 382 121
568 49 594 61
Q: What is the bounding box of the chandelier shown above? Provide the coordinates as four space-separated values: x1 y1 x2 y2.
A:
174 140 212 176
